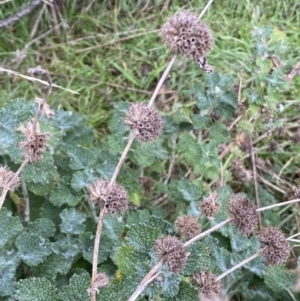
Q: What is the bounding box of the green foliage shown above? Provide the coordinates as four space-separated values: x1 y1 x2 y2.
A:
58 273 90 301
264 266 295 293
0 4 299 299
16 278 58 301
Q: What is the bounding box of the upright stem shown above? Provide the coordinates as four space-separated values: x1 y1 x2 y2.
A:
184 218 233 247
249 136 261 229
21 175 30 223
127 260 163 301
90 206 106 301
257 198 300 212
147 55 177 108
0 189 9 210
216 252 260 281
109 132 137 185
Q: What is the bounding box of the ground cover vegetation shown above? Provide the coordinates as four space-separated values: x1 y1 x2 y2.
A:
0 0 300 300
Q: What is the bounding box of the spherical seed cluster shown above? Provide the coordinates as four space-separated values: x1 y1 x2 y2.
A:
259 226 290 265
228 193 258 236
18 122 49 162
192 271 221 299
124 103 163 142
0 166 20 191
88 179 128 214
154 235 188 273
199 193 220 217
161 11 213 62
231 160 252 183
175 215 201 239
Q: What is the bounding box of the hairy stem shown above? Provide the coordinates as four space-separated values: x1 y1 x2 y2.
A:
127 260 163 301
21 175 30 223
90 206 106 301
147 55 177 108
184 218 233 248
249 136 261 229
109 132 137 185
257 198 300 212
217 252 260 281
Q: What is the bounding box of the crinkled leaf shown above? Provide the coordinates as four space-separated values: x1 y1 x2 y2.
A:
79 232 113 264
59 208 86 235
49 183 82 207
165 281 198 301
66 145 97 170
28 218 56 238
125 224 162 254
176 179 202 202
0 208 23 248
126 210 151 226
131 139 168 167
22 153 59 185
15 233 51 266
51 236 80 261
191 114 210 130
58 273 90 301
264 265 295 293
16 278 58 301
147 216 174 235
182 242 210 276
209 121 230 144
116 244 149 276
103 215 125 242
34 253 72 280
0 250 21 297
71 168 97 192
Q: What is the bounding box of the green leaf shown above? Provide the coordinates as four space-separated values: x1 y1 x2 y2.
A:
0 98 34 158
79 232 113 264
131 139 168 167
165 281 198 301
34 254 72 280
116 245 149 276
51 237 80 261
176 179 202 202
28 218 56 238
0 208 23 248
209 121 230 144
59 208 86 235
147 216 174 234
15 233 51 266
66 145 97 170
49 182 82 207
58 273 90 301
125 224 162 254
16 278 58 301
182 242 210 276
51 110 94 145
126 210 151 226
191 114 210 130
264 266 295 293
22 153 59 185
0 249 21 297
71 168 97 192
103 215 125 242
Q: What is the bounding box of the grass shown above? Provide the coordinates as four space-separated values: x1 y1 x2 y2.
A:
0 0 299 130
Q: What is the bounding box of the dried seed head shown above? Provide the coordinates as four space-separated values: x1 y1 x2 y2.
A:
92 273 110 289
88 179 128 214
161 11 213 62
228 193 258 236
124 103 163 142
154 235 188 273
18 122 49 162
192 271 221 299
231 160 252 183
259 226 290 265
199 193 220 217
293 186 300 199
0 166 20 191
175 215 201 239
35 97 55 118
